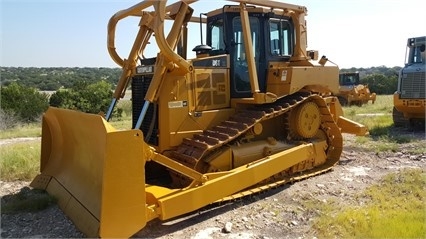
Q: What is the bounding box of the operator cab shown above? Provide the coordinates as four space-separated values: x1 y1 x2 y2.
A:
204 6 294 98
339 72 360 86
406 37 426 65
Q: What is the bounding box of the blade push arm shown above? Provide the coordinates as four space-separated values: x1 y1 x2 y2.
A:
105 0 197 120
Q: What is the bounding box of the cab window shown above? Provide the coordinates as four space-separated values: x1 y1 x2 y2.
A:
269 19 292 56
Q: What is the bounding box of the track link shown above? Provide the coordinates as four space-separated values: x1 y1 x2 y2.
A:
170 92 343 189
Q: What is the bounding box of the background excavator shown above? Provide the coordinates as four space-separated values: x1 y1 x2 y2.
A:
30 0 367 237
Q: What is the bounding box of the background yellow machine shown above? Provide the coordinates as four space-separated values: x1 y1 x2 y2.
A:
393 36 426 128
31 0 367 237
336 72 376 106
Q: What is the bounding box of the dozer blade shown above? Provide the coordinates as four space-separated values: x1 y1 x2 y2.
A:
30 107 148 238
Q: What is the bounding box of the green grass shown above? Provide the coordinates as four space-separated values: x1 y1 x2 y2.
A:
118 99 132 118
343 95 393 137
1 188 57 214
108 100 132 129
0 122 41 139
0 141 41 181
311 168 426 238
341 95 425 154
343 95 393 116
109 118 132 130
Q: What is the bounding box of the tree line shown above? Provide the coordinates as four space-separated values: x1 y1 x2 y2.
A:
0 66 401 129
340 65 401 95
1 67 121 91
1 66 401 94
0 80 119 130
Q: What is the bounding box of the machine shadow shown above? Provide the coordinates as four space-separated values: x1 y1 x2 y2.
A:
133 184 293 238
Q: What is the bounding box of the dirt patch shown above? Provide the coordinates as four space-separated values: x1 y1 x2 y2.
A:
0 137 40 146
1 131 425 238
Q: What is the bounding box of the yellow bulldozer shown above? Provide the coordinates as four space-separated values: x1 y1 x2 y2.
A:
336 72 376 106
393 36 426 128
30 0 367 237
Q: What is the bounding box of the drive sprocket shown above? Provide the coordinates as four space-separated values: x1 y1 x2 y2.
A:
288 101 321 139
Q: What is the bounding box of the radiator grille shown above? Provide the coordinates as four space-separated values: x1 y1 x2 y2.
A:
401 72 426 99
132 76 158 146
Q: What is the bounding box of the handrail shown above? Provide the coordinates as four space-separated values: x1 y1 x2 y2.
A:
105 0 197 120
228 0 306 14
107 0 199 69
107 1 154 67
106 2 157 120
152 0 193 73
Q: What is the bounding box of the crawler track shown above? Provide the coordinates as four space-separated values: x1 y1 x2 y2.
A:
170 92 343 193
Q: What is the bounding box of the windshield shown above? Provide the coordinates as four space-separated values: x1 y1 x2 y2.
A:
406 44 425 64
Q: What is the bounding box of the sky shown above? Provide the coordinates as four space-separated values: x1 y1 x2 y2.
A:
1 0 425 69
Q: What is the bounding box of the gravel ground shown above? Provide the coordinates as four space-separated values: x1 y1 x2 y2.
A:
1 131 425 238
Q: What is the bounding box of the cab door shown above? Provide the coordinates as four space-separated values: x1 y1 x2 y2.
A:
230 15 263 98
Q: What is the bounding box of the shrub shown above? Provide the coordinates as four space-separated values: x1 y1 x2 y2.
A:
0 82 49 123
49 80 114 114
0 109 19 130
361 73 397 94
